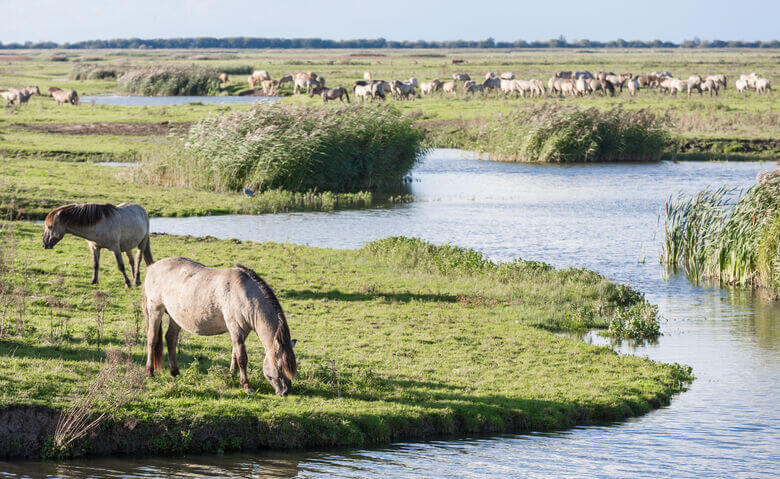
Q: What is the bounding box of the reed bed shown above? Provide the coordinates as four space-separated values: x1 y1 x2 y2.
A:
662 169 779 294
116 65 221 96
69 63 125 80
468 104 670 162
135 103 425 193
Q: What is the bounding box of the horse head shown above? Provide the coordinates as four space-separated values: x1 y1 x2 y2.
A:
42 212 66 249
263 329 297 396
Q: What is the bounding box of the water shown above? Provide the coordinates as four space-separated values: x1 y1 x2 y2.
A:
78 95 280 107
3 150 778 477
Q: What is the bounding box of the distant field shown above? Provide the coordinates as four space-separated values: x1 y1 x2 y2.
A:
1 48 778 159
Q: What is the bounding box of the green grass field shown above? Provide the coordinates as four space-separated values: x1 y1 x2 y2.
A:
0 221 690 457
1 48 778 159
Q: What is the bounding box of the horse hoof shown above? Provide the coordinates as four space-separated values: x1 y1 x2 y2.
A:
170 368 180 377
146 368 154 377
242 385 253 394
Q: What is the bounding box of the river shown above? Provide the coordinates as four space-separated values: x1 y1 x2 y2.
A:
2 150 777 477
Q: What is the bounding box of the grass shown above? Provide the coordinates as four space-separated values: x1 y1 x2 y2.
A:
135 103 426 192
0 156 377 219
1 48 778 161
0 221 690 458
662 168 779 295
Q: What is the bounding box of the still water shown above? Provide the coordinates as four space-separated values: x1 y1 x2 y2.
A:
78 95 279 106
3 150 777 477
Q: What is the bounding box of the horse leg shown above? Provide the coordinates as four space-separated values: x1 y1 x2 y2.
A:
89 242 100 284
126 251 136 283
133 246 143 286
144 297 164 377
112 249 132 288
230 333 251 392
166 320 181 377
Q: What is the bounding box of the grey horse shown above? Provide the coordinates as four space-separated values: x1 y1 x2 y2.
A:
142 257 298 395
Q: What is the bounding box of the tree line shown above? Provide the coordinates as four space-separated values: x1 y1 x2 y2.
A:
1 37 778 50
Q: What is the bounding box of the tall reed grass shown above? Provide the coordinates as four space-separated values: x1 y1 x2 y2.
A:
69 63 125 80
467 104 670 162
662 169 779 294
135 103 425 192
116 65 221 96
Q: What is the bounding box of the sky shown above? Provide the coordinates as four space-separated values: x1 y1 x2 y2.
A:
4 0 778 44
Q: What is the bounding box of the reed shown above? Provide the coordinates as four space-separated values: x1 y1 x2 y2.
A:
468 104 670 162
69 63 124 80
135 103 425 193
116 65 221 96
662 169 779 293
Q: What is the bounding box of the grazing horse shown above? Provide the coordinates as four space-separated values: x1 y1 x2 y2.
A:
310 86 350 103
52 89 79 105
142 257 298 395
42 203 153 287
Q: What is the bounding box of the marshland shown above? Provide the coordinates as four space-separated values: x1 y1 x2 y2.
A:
0 47 778 477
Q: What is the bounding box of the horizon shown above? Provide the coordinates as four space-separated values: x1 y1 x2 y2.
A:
5 0 779 45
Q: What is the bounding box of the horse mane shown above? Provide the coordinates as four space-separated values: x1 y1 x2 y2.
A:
235 264 297 379
45 203 117 228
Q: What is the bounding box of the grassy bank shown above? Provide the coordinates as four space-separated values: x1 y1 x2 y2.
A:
134 104 425 192
662 169 779 296
0 156 376 219
0 221 690 458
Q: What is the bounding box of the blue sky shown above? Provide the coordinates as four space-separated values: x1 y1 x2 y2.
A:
4 0 778 44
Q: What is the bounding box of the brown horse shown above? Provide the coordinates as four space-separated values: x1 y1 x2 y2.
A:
42 203 153 287
142 257 297 395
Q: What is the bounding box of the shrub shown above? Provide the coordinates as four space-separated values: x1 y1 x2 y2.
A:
116 65 221 96
469 104 670 162
137 103 425 192
662 168 779 294
69 63 124 80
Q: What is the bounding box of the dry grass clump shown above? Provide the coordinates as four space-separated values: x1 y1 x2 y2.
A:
48 350 145 457
663 168 779 293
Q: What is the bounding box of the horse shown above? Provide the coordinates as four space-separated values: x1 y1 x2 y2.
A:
42 203 153 288
142 257 298 395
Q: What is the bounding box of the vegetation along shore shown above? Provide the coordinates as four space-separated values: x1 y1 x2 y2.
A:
0 220 688 458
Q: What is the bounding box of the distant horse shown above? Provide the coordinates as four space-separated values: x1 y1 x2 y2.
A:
142 257 298 395
42 203 153 287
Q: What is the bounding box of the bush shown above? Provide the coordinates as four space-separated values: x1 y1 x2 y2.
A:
69 63 124 80
116 65 221 96
137 103 425 192
470 104 670 162
662 169 779 294
213 64 255 75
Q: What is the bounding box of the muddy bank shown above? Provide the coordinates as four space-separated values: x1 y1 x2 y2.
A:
6 121 192 136
0 391 674 460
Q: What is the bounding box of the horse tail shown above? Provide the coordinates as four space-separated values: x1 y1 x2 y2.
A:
142 235 154 265
344 90 350 103
143 292 163 371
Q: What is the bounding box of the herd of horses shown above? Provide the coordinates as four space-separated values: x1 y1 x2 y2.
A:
227 68 772 103
1 86 79 106
41 202 297 396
